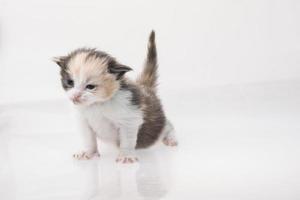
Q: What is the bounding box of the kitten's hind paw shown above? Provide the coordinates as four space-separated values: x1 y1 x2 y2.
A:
73 151 100 160
162 137 178 147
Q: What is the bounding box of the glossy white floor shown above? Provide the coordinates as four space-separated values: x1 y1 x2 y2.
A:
1 80 300 200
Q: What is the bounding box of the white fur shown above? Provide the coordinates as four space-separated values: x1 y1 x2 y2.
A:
74 89 143 161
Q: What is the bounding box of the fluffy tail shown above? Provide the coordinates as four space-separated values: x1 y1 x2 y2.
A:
137 30 158 90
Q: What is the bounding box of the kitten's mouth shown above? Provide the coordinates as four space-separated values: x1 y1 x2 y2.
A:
72 99 83 105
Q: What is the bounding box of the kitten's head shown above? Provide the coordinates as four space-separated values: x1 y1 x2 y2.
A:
54 48 132 106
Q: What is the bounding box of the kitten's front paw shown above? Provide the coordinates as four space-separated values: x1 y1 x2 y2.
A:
73 151 100 160
116 154 139 164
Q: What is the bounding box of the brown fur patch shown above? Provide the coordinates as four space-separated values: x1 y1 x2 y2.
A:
55 48 131 102
67 51 119 101
120 79 166 148
137 31 158 91
135 87 166 148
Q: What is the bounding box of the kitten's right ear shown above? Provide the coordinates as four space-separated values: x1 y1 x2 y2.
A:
53 56 67 68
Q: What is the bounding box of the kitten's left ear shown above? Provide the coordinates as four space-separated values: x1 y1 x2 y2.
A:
53 56 68 69
108 64 132 80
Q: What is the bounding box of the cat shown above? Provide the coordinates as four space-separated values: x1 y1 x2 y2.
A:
54 31 177 163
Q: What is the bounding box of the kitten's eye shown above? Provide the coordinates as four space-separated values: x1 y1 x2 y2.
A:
66 79 74 87
86 84 96 90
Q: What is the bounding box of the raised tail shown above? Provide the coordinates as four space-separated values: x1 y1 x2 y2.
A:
137 30 158 90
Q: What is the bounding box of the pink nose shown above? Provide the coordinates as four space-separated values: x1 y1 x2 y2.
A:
71 94 82 103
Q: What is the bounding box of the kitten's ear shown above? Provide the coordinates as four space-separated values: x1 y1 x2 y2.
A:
108 64 132 80
53 56 68 68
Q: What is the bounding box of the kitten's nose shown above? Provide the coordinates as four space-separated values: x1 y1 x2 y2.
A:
71 93 82 104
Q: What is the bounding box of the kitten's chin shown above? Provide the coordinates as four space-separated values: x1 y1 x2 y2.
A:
69 92 117 106
71 98 108 107
72 101 96 107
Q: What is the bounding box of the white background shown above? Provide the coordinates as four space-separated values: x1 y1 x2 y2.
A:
1 0 300 200
0 0 300 103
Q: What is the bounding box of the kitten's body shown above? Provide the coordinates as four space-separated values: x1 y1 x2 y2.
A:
55 31 177 163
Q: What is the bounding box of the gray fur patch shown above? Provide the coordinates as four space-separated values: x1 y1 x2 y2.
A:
136 30 158 90
60 69 72 90
136 89 166 148
120 79 141 107
120 79 166 148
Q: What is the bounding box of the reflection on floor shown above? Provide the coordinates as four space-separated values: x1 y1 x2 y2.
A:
1 80 300 200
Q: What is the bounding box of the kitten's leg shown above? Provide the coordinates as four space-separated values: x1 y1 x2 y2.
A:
73 119 99 160
116 124 140 164
162 120 178 146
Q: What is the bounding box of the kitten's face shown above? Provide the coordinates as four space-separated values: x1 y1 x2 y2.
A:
54 49 131 106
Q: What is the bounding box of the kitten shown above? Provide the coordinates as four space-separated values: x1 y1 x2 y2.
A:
54 31 177 163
